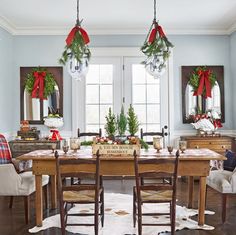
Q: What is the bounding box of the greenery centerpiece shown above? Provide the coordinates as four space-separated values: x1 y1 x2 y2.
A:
116 105 127 141
105 108 117 139
127 104 139 136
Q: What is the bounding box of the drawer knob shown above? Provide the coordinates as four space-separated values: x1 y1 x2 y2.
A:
195 145 199 149
222 145 226 149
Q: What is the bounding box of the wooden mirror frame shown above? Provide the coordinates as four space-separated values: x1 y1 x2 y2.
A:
181 65 225 124
20 66 63 124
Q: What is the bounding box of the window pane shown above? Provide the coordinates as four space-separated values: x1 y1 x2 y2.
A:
147 84 160 103
132 64 146 84
133 104 146 124
100 85 113 104
146 73 159 84
100 105 112 124
147 124 161 132
133 84 146 104
86 85 99 104
86 65 99 84
86 105 99 124
100 65 113 84
147 105 160 123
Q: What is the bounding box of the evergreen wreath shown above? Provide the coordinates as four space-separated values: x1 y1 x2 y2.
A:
25 67 56 99
188 66 216 96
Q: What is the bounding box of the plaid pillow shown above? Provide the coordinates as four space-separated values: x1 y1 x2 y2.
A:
0 134 12 164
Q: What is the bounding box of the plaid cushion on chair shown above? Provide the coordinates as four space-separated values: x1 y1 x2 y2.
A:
0 134 12 164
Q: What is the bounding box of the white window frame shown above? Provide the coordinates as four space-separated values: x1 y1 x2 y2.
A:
72 47 174 144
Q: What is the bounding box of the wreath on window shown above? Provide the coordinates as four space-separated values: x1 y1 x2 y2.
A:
188 66 216 98
25 67 56 100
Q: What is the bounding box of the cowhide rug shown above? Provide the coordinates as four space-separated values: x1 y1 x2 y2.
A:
29 193 214 235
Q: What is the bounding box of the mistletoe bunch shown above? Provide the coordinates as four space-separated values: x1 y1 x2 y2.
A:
141 21 174 72
59 26 91 65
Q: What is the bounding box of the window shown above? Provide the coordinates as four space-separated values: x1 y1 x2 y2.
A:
72 49 171 141
86 64 113 133
132 64 161 132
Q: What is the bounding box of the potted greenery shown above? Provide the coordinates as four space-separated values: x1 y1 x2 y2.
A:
105 108 117 139
116 105 127 142
127 104 139 136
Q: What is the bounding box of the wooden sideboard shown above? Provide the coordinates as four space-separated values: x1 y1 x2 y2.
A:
9 140 60 158
180 135 236 155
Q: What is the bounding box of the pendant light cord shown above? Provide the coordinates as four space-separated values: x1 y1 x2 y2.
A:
76 0 80 26
154 0 156 22
143 0 157 44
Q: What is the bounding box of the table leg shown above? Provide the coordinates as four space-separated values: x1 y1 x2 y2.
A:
35 175 43 227
188 176 194 208
50 175 57 209
198 176 206 225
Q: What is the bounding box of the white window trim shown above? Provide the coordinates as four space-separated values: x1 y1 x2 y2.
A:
72 47 174 144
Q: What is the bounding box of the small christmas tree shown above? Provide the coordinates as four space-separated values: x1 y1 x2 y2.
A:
127 104 139 136
105 108 117 138
117 105 127 136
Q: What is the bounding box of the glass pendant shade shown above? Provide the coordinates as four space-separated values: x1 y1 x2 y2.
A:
144 55 166 78
67 55 89 81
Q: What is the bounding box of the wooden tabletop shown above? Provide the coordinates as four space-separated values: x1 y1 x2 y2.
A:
17 147 226 161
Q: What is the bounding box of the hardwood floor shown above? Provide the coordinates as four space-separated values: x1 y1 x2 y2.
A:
0 179 235 235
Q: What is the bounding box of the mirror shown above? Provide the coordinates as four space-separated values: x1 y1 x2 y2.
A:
20 67 63 124
182 66 224 123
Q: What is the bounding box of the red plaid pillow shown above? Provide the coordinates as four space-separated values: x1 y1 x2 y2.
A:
0 134 12 164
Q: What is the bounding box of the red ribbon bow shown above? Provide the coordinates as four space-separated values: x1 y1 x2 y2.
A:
148 25 166 43
66 26 90 46
213 119 223 129
193 70 212 98
50 129 62 141
31 71 46 100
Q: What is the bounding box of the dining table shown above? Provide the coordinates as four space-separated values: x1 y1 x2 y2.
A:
17 147 226 227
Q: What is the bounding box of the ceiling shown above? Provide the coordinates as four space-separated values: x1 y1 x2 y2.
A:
0 0 236 35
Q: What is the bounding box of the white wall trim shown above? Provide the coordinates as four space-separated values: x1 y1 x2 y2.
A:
0 16 15 35
0 15 235 36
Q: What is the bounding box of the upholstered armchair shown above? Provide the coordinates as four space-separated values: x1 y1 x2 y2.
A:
207 168 236 222
0 163 49 223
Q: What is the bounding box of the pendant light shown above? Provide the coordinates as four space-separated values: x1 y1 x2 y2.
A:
141 0 174 78
59 0 91 81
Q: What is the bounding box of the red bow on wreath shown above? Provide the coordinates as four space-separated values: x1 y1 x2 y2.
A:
31 71 46 100
193 69 212 98
66 26 90 46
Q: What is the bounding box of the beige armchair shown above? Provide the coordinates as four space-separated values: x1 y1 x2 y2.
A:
0 164 49 223
206 168 236 222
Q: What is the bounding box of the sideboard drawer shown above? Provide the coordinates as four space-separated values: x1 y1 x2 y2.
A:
180 135 235 155
9 140 60 158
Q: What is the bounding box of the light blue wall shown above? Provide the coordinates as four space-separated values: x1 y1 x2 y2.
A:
0 28 13 133
12 34 233 133
170 35 232 130
230 32 236 129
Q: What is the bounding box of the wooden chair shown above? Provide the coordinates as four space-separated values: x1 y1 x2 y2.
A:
140 126 168 147
78 128 102 139
55 150 104 235
133 150 180 235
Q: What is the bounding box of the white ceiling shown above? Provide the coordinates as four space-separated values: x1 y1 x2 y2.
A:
0 0 236 35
